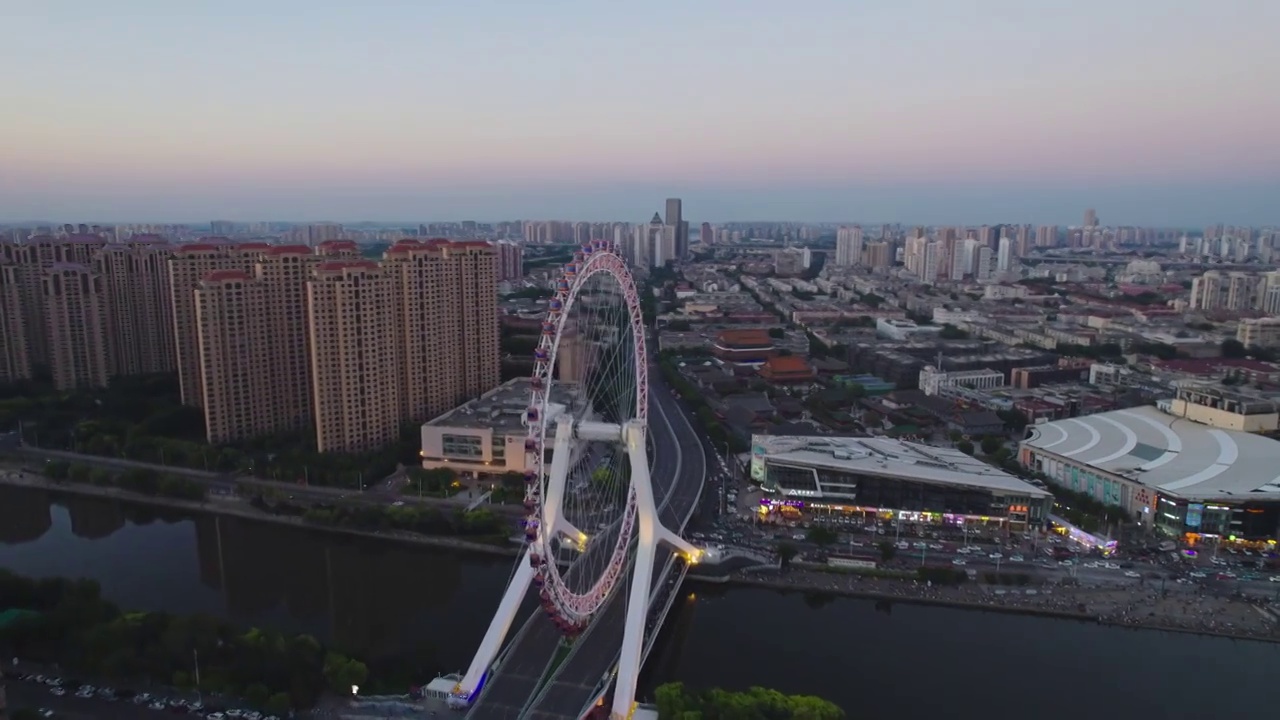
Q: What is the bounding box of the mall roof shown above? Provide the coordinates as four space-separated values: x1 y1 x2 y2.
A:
423 377 580 433
1021 405 1280 502
753 435 1050 497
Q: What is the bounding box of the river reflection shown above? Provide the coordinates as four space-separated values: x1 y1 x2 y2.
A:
0 485 530 676
4 485 1280 719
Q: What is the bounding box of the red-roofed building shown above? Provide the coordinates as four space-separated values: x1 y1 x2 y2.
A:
758 355 817 384
712 329 775 363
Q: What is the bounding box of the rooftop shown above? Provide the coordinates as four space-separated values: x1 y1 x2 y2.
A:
753 435 1051 497
1022 405 1280 501
424 377 581 433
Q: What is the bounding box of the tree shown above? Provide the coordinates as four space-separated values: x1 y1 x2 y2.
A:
44 460 70 480
68 463 93 483
806 526 837 547
957 440 975 455
767 327 785 339
878 541 897 563
1221 338 1247 359
980 435 1002 456
777 541 799 570
266 692 293 715
322 651 368 693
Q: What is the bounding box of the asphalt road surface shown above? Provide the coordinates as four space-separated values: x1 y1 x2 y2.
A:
465 370 704 720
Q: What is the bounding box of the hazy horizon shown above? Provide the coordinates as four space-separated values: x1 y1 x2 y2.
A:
5 0 1279 225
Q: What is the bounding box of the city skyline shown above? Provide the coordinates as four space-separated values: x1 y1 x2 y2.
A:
4 1 1279 224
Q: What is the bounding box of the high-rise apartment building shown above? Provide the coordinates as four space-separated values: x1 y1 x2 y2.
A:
96 236 176 376
256 246 319 430
308 261 401 453
1036 225 1057 248
997 237 1013 272
864 241 891 269
700 222 713 246
43 264 112 390
169 240 270 407
835 226 863 266
1084 208 1098 228
193 270 276 443
383 240 500 430
0 265 31 384
496 240 523 281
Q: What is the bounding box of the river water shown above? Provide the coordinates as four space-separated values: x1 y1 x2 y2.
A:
1 486 1275 719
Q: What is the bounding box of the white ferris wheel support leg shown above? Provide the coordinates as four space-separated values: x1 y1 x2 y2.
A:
543 417 584 542
610 421 701 720
453 545 534 702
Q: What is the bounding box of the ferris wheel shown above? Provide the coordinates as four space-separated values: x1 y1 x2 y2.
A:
522 239 650 635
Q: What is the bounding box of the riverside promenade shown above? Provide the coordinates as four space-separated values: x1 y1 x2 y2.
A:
0 464 521 559
704 568 1280 643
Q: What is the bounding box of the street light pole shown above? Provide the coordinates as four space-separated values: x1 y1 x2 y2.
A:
193 649 202 705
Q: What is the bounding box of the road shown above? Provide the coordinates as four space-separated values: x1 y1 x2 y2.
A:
465 371 703 720
521 378 706 720
4 447 523 516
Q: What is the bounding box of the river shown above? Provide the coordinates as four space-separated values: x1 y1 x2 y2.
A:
1 486 1275 719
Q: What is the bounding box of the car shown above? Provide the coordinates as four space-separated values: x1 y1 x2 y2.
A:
1189 571 1206 579
952 559 966 566
1270 575 1280 583
1010 555 1025 562
38 710 55 719
50 687 66 696
1124 571 1141 578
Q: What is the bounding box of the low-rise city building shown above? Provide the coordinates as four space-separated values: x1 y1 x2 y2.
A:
752 434 1053 530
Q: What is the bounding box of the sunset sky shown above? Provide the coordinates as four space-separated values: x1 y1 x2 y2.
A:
4 0 1278 225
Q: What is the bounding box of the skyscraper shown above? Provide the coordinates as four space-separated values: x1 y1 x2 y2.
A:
664 198 688 260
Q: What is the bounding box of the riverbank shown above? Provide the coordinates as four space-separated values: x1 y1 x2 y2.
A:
693 569 1280 644
0 467 521 560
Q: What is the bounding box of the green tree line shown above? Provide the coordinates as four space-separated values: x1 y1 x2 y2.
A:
655 681 844 720
0 373 422 491
43 461 206 501
0 570 368 712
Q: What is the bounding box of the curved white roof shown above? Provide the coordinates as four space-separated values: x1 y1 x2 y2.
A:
1023 405 1280 502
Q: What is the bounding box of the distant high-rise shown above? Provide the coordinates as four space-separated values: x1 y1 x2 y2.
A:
864 241 891 269
1036 225 1058 248
700 222 714 246
835 226 863 266
496 240 523 281
1084 208 1098 228
997 237 1012 272
664 198 688 260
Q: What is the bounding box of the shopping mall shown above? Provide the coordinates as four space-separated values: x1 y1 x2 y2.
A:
750 435 1053 531
1020 405 1280 547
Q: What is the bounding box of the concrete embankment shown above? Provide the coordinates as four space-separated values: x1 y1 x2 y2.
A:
687 573 1280 644
0 469 521 560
